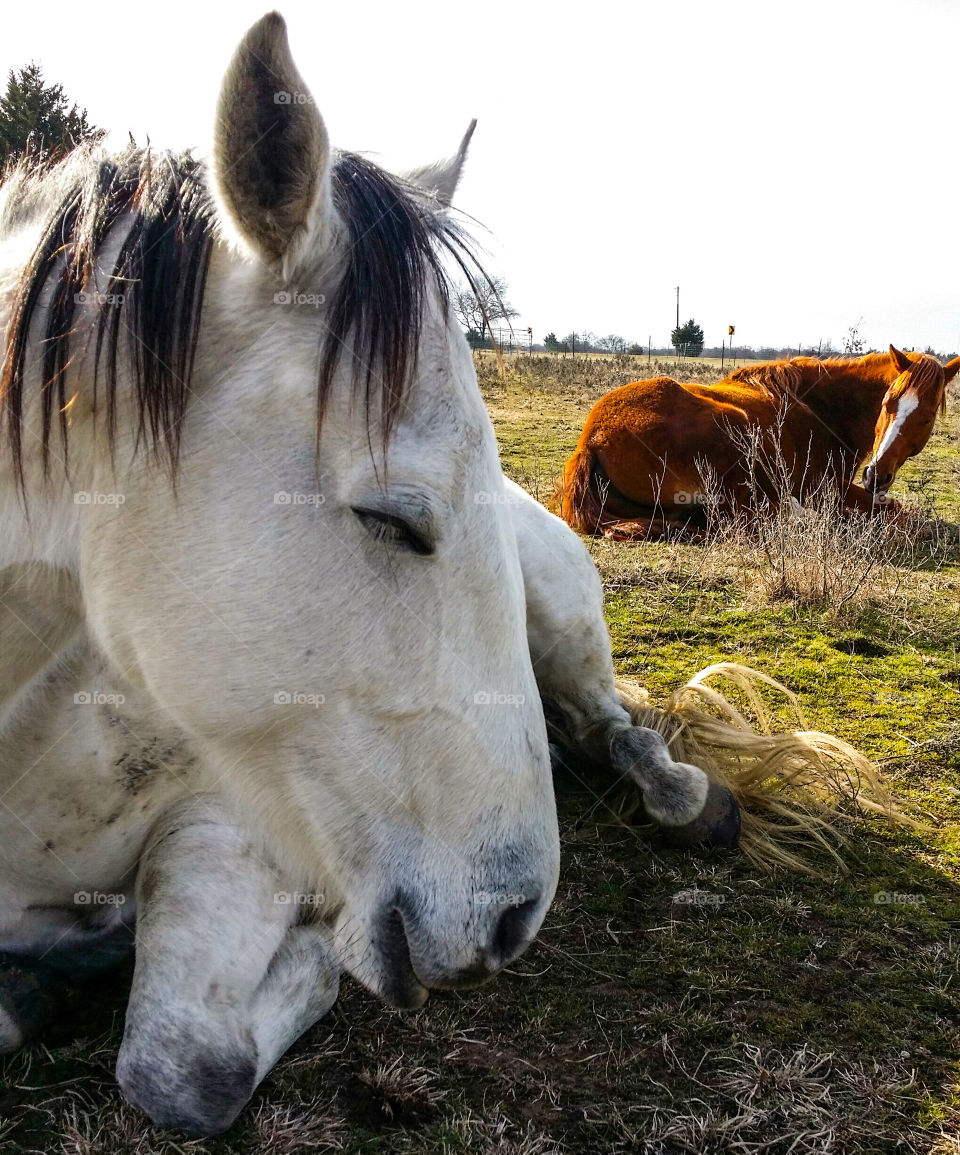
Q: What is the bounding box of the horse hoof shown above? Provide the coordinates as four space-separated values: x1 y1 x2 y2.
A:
117 1041 258 1136
660 780 741 849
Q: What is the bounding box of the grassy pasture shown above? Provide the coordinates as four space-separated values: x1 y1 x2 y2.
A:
1 354 958 1154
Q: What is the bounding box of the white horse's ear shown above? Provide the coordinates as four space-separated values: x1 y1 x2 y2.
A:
403 119 476 207
212 12 332 278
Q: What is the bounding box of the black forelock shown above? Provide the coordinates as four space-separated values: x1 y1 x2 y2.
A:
0 144 489 485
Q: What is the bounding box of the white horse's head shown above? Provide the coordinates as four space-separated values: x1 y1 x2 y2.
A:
3 13 558 1006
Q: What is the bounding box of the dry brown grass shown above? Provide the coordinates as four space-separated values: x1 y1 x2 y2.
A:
474 352 723 399
593 1043 925 1154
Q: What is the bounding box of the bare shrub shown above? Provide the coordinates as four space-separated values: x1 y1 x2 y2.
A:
699 417 958 615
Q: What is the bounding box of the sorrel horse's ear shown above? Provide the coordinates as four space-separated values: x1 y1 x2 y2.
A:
403 120 477 207
212 12 331 279
944 357 960 384
889 345 912 374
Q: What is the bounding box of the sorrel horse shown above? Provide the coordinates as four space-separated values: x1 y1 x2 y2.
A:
560 348 959 538
0 12 747 1134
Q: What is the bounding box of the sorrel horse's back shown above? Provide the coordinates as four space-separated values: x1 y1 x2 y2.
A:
559 348 959 539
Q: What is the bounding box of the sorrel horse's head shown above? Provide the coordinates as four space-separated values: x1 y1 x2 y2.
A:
0 13 559 1006
863 346 959 495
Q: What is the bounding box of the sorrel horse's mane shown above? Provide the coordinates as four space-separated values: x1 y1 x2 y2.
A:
724 360 806 403
0 144 488 482
725 351 948 416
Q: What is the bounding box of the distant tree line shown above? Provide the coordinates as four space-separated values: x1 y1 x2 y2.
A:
542 332 646 355
452 279 959 364
532 337 958 362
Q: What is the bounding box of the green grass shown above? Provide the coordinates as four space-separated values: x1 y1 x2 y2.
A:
2 358 958 1154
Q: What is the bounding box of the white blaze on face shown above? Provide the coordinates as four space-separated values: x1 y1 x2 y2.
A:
870 390 920 467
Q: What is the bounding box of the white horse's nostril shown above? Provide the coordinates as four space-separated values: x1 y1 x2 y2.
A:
489 895 541 966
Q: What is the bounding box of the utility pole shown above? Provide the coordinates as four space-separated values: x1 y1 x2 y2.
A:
675 286 679 334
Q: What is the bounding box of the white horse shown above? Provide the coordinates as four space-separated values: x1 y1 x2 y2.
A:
0 13 736 1134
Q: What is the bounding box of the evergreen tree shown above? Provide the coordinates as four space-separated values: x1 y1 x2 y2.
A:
670 318 705 358
0 63 103 167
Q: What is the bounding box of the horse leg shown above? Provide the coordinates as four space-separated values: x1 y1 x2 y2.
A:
842 482 909 520
601 512 708 542
116 798 339 1136
510 481 740 847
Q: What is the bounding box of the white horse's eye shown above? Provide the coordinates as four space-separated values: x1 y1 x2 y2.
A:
352 507 434 555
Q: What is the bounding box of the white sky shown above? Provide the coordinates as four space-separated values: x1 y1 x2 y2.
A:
2 0 957 352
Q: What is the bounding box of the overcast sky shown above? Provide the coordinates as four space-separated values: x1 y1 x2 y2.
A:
2 0 957 352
